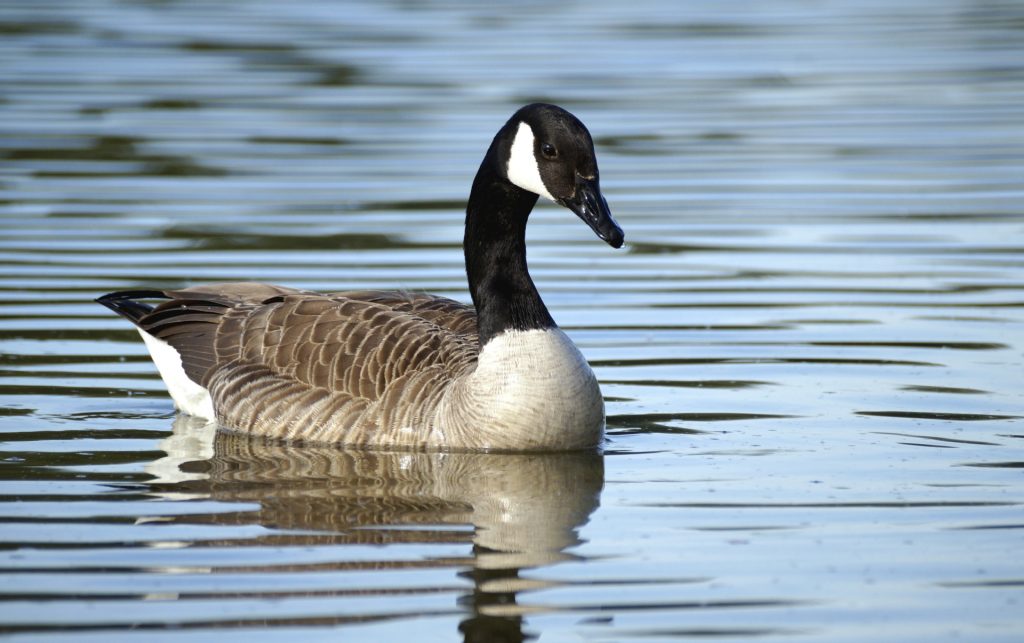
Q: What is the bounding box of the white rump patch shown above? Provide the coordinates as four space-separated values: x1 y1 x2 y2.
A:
138 329 215 421
506 122 555 201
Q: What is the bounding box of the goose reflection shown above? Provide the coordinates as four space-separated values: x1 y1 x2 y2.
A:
146 416 605 641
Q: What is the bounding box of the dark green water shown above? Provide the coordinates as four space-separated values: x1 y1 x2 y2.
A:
1 0 1023 640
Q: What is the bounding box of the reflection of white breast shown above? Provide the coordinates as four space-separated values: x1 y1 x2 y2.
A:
437 328 605 450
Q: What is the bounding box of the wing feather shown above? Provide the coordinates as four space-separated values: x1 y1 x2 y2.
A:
103 284 480 443
132 286 478 399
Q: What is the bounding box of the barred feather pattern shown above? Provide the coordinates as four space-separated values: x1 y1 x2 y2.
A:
121 284 603 450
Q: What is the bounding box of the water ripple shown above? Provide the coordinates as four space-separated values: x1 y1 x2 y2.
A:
1 0 1022 640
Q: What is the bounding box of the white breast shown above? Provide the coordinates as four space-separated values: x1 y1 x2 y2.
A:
437 328 605 450
473 328 594 392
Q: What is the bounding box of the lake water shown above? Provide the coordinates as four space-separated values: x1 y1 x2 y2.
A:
1 0 1023 640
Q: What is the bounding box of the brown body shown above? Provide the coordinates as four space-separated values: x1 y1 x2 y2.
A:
135 284 479 445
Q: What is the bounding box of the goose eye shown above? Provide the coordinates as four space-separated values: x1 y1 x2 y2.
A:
540 143 557 159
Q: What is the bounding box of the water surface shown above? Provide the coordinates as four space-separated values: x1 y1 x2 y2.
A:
1 0 1023 641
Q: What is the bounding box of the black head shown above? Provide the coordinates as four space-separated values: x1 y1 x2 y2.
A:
500 103 624 248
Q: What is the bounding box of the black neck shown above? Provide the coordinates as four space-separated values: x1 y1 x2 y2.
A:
464 146 555 346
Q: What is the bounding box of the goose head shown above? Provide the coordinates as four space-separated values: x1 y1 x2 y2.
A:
502 103 624 248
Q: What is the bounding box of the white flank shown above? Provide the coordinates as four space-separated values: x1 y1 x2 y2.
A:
506 122 555 201
138 329 215 421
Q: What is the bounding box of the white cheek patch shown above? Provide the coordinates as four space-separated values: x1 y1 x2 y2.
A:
506 122 555 201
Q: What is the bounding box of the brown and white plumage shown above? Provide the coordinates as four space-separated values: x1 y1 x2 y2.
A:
99 104 624 451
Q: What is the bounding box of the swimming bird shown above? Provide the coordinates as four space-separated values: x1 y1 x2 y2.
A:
98 103 624 451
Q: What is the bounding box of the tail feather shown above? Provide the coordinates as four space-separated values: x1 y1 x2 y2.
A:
96 290 169 325
98 289 225 385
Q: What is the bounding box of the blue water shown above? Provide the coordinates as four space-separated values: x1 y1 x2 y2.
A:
1 0 1023 640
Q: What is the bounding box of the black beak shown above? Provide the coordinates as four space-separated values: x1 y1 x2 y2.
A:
558 176 624 249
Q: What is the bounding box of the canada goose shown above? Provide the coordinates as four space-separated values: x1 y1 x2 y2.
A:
98 103 624 451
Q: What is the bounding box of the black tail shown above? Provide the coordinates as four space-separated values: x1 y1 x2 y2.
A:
96 290 169 324
98 288 226 384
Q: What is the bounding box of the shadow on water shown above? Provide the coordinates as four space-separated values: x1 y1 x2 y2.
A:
142 417 604 641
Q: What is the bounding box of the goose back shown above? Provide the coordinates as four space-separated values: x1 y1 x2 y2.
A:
104 285 482 447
